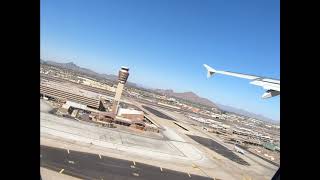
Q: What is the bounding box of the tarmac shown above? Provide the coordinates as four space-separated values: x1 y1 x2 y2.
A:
41 145 213 180
41 167 80 180
41 99 278 180
187 135 250 166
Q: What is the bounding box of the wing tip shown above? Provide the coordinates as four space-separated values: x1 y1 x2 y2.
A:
203 64 216 78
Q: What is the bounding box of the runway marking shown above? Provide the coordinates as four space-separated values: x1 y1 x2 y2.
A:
160 167 163 172
133 161 136 165
59 169 64 174
99 154 101 159
67 149 70 154
188 173 191 178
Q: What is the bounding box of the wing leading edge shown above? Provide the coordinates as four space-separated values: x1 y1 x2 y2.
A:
203 64 280 99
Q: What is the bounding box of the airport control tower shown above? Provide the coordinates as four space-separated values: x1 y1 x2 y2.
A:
111 66 129 115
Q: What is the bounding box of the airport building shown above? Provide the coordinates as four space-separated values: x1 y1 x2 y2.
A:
117 108 144 121
40 81 105 110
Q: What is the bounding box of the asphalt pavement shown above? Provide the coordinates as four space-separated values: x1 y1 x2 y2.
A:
40 145 214 180
142 105 175 121
187 135 250 166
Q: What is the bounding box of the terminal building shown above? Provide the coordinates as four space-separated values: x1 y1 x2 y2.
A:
41 66 159 132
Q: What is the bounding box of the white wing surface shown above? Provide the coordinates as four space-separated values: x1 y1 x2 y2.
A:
203 64 280 99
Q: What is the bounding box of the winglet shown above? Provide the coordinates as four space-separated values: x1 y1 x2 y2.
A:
203 64 217 78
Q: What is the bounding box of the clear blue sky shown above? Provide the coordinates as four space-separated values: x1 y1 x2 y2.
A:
41 0 280 121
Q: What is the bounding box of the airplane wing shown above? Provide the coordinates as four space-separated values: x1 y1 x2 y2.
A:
203 64 280 99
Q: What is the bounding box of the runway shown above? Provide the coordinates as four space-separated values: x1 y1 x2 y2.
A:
40 145 213 180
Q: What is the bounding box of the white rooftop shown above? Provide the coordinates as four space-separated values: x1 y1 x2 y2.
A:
118 108 144 116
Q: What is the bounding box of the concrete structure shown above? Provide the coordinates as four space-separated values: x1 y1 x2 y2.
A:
40 84 103 110
66 101 87 110
90 111 115 123
117 108 144 121
112 67 129 114
56 107 69 116
78 76 116 92
71 109 79 117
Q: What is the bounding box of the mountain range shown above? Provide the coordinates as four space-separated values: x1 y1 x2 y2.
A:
155 89 278 123
41 59 137 87
40 59 277 122
154 89 217 108
215 103 279 123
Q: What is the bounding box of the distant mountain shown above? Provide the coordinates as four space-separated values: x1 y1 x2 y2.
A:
42 60 98 75
215 103 278 123
154 89 217 108
100 73 118 81
41 59 138 87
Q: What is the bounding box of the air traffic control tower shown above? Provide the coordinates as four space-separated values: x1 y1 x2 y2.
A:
111 66 129 115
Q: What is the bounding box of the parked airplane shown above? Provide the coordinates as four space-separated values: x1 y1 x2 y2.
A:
203 64 280 99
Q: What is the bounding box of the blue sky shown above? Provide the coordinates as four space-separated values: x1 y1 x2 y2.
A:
41 0 280 121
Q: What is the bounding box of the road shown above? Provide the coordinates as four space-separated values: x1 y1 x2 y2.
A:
40 145 214 180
